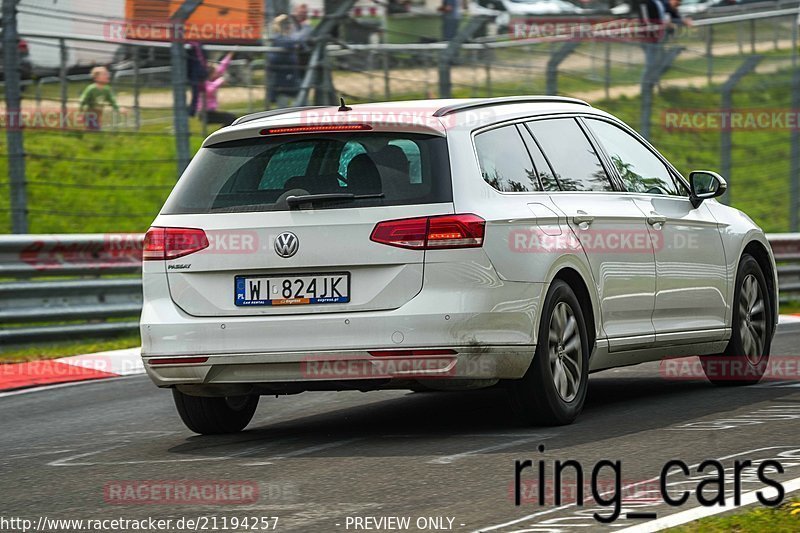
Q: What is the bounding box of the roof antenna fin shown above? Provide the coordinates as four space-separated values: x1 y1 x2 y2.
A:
338 97 352 112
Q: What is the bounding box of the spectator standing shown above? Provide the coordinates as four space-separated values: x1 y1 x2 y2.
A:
663 0 693 35
268 15 302 107
290 3 313 42
79 66 121 131
290 4 313 74
187 42 207 117
638 0 668 80
199 52 236 127
439 0 461 41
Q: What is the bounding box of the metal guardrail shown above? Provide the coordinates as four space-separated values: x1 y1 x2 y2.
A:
769 233 800 297
0 232 799 345
0 234 143 344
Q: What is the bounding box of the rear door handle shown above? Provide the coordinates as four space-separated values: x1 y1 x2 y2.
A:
647 215 666 228
573 214 595 225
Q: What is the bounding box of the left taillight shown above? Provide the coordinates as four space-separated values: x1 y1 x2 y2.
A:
143 227 209 261
370 214 485 250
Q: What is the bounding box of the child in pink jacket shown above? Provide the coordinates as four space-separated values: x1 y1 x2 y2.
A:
199 52 235 126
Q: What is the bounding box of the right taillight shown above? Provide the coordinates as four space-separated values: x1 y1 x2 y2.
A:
370 214 485 250
143 227 209 261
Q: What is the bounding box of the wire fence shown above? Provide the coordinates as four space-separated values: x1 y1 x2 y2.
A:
1 3 799 234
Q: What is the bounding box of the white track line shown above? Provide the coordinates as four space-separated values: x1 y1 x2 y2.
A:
428 435 554 465
614 476 800 532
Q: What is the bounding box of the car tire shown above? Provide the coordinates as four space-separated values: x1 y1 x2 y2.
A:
701 253 773 386
510 280 590 426
172 389 259 434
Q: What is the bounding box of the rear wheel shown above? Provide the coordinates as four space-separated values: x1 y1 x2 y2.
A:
701 253 772 386
511 280 589 425
172 389 259 434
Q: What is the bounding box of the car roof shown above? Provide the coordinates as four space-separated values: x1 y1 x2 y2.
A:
202 96 607 147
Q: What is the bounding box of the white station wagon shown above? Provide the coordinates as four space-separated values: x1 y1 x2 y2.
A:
140 96 778 434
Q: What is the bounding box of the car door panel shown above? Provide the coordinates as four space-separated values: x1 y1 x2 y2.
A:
525 118 657 350
581 116 729 342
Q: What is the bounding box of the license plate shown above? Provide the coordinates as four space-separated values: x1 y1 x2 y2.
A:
234 273 350 306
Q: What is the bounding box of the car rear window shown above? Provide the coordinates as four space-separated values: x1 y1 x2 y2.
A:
161 133 452 214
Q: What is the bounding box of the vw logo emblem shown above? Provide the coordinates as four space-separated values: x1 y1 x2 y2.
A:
274 232 299 258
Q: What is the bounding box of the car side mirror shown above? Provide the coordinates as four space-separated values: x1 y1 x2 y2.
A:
689 170 727 208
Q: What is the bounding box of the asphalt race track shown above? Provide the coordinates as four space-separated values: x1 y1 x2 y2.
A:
2 324 800 532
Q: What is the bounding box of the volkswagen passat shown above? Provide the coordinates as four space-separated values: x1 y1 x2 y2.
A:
141 96 778 434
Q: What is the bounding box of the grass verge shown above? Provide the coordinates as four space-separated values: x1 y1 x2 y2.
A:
0 333 141 363
667 496 800 532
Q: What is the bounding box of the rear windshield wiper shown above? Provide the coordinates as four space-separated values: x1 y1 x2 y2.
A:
286 192 384 208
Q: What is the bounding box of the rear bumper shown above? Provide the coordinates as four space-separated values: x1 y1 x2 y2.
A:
140 258 545 388
143 345 534 389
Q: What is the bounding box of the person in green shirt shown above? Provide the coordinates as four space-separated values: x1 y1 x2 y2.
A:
79 66 121 130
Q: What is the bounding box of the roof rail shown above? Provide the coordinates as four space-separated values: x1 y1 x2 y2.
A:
230 106 330 126
432 96 590 117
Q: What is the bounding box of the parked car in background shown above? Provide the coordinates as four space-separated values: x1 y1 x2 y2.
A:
678 0 713 15
472 0 588 32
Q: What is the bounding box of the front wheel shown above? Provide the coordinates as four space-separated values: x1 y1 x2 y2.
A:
701 253 773 386
510 280 590 426
172 389 259 434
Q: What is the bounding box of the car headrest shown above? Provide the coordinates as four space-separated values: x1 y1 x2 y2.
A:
374 145 410 176
346 154 382 195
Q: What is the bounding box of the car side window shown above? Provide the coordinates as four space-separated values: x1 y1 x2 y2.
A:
474 125 540 193
526 118 613 192
585 118 681 196
518 124 559 191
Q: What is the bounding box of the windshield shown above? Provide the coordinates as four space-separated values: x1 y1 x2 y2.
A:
161 132 452 214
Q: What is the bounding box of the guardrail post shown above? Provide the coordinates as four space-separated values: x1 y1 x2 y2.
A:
2 0 29 234
368 49 375 101
246 59 254 112
737 20 744 54
59 39 68 126
35 78 43 111
546 41 580 96
264 48 270 109
132 47 141 130
706 26 713 85
791 9 800 230
484 44 492 96
604 41 611 100
383 49 390 100
720 55 763 206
